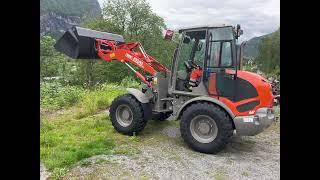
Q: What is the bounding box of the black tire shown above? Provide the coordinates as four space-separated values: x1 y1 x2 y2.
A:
180 102 234 154
152 112 172 121
109 94 147 135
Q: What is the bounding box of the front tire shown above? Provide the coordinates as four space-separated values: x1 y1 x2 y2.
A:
109 94 147 135
180 102 233 154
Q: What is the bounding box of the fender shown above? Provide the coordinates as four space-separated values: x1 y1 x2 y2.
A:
126 88 152 120
126 88 150 103
176 96 236 119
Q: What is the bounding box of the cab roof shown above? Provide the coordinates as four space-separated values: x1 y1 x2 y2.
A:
178 24 233 33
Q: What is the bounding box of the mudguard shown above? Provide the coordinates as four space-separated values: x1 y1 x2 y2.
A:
126 88 150 103
176 96 235 119
126 88 152 120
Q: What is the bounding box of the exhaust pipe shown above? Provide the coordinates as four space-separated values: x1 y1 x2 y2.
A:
54 26 125 59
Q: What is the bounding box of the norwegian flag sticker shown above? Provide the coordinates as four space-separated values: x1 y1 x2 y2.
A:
164 29 174 40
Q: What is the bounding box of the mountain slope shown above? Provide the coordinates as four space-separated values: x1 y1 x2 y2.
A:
254 28 280 76
243 33 270 58
243 36 263 58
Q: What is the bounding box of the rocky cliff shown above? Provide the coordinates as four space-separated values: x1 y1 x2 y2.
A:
40 0 101 37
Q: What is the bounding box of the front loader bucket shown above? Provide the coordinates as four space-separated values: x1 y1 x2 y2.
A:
54 26 125 59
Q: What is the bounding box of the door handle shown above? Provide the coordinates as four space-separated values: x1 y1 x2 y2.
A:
227 74 236 80
219 69 226 73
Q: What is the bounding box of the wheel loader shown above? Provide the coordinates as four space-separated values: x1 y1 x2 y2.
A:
54 24 275 154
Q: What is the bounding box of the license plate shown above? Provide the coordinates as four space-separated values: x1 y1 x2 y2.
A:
243 117 254 123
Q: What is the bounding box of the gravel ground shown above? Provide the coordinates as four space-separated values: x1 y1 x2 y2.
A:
63 119 280 179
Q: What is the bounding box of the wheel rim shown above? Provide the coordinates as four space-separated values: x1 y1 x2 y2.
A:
190 115 218 143
115 104 133 127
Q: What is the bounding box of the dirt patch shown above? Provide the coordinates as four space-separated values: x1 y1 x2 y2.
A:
64 119 280 179
104 108 110 116
40 163 51 180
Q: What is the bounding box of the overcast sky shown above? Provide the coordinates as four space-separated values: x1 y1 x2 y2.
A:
98 0 280 41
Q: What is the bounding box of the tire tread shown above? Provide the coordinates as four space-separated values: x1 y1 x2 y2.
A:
109 94 147 135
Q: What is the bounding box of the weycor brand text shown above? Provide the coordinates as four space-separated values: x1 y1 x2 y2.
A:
125 53 144 68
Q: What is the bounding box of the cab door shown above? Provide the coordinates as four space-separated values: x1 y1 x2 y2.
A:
204 28 237 100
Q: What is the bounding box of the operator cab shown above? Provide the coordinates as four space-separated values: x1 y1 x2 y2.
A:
169 24 243 100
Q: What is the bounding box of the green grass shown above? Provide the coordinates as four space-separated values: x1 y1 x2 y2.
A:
40 82 131 179
40 113 180 179
75 84 126 118
41 114 116 178
40 81 182 179
40 80 152 179
242 171 250 177
41 113 171 179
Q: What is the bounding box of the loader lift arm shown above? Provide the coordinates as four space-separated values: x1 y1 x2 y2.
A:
95 38 170 88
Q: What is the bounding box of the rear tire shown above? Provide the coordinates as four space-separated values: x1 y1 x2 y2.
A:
109 94 147 135
180 102 233 154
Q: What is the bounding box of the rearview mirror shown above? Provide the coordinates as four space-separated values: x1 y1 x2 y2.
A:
238 29 243 37
235 24 243 39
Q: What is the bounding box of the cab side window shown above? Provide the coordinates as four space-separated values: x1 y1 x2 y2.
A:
208 41 233 68
220 42 232 67
208 42 220 67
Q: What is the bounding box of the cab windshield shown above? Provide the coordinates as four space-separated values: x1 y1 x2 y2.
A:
209 27 234 41
176 30 207 71
174 30 207 91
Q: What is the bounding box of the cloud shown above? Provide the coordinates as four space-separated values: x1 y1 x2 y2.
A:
98 0 279 41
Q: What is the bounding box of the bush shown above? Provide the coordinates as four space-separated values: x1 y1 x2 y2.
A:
40 81 128 113
120 76 140 88
41 82 84 110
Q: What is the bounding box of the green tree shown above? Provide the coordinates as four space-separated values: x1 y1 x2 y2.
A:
101 0 175 66
40 36 82 85
78 0 176 85
40 36 68 79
